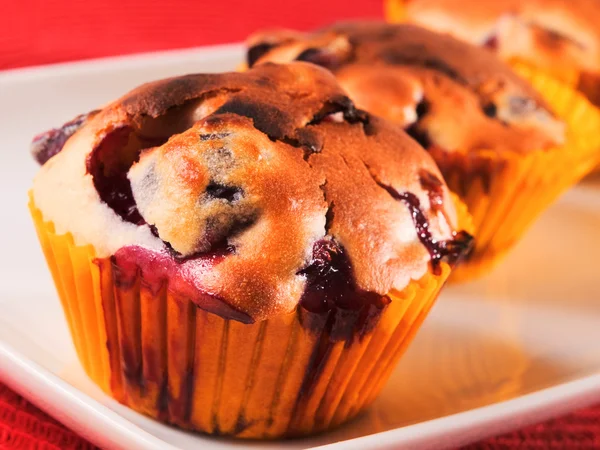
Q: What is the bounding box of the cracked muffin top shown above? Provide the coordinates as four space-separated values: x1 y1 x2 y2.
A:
246 22 566 154
398 0 600 105
31 62 470 323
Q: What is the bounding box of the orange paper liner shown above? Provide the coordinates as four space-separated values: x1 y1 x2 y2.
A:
450 192 475 241
384 0 408 24
29 196 451 439
444 65 600 281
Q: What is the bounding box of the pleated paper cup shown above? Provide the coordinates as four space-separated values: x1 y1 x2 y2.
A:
439 64 600 281
385 0 409 24
30 195 452 439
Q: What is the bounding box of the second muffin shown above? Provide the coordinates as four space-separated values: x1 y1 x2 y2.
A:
246 22 600 280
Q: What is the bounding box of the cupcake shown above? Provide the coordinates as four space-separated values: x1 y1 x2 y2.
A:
386 0 600 106
246 22 600 280
29 62 471 438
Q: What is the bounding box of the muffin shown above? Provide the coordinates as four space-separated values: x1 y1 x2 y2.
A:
386 0 600 106
387 0 600 176
29 62 472 438
246 22 600 280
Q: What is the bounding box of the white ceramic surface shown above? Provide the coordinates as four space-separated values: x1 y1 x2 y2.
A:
1 45 600 450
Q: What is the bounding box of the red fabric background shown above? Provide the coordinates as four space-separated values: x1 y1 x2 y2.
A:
1 0 599 448
0 0 382 70
2 381 600 449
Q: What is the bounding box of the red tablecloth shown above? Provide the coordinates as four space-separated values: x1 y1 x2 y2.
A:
0 0 383 70
2 0 599 448
1 381 600 449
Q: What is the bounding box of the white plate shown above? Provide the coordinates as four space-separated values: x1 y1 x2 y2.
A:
1 44 600 450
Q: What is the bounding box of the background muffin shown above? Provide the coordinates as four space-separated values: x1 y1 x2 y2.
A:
29 62 471 438
246 22 600 280
386 0 600 106
387 0 600 176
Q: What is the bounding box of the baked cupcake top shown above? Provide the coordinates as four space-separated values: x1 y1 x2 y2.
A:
400 0 600 104
31 62 470 323
247 22 566 154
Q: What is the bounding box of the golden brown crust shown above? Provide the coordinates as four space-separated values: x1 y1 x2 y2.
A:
247 22 566 154
34 62 465 322
401 0 600 103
